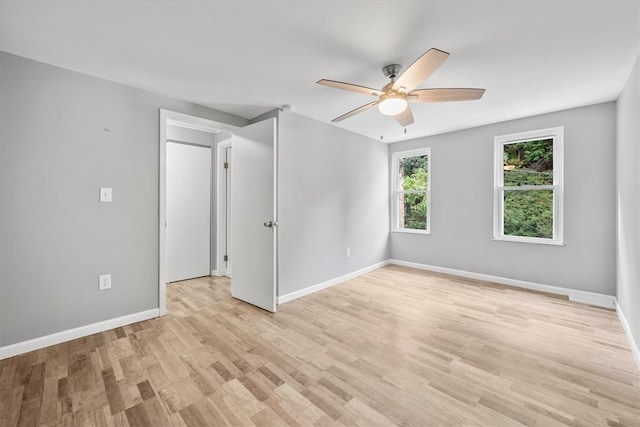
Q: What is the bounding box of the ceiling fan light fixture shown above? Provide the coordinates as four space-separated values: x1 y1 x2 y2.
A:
378 94 408 116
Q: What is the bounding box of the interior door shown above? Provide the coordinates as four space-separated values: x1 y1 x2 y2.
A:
230 118 277 312
166 142 211 282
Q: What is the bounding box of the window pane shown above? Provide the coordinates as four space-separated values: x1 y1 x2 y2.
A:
399 155 428 191
503 139 553 186
399 192 427 230
503 189 553 239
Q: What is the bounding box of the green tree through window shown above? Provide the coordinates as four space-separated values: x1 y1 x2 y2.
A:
394 150 430 232
495 127 563 245
401 167 427 229
502 139 553 238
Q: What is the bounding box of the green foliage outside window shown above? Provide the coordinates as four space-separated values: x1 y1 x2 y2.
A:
502 139 554 238
504 190 553 238
399 155 428 230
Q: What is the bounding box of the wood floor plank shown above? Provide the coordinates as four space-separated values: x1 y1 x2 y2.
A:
1 265 639 426
124 402 151 426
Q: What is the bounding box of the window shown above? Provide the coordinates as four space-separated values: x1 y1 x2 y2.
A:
493 127 564 245
392 148 431 234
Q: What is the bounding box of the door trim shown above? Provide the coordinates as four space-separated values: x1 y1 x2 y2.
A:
159 109 238 315
271 118 279 300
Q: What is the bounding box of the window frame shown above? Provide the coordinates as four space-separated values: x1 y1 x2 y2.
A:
493 127 564 246
391 148 432 235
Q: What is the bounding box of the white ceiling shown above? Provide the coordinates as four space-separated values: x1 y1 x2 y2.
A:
1 1 638 143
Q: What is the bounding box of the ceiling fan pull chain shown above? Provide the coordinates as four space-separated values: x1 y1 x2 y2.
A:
404 109 408 134
380 112 384 140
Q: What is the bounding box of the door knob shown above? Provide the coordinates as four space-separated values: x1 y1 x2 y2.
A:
263 220 278 228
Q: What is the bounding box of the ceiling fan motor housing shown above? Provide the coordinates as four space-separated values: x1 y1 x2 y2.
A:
382 64 402 81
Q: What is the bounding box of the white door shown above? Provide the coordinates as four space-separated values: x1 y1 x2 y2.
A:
166 142 211 282
230 118 277 312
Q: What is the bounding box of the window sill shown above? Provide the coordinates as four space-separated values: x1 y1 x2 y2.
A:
392 228 431 235
493 235 565 246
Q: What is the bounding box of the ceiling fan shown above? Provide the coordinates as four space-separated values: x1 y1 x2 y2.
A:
317 48 485 127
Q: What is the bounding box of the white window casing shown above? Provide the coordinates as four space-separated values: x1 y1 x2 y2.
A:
493 127 564 246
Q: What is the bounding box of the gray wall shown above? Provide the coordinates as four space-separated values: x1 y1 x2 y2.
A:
277 112 389 296
167 125 217 147
0 52 248 347
389 102 617 295
616 56 640 345
250 109 280 124
166 125 218 272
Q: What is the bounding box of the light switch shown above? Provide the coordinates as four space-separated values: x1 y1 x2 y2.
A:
100 187 112 202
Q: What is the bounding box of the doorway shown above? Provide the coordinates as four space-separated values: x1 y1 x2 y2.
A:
159 110 238 314
159 110 278 315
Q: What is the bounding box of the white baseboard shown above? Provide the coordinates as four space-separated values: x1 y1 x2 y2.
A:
0 308 160 360
616 302 640 373
211 270 218 276
277 260 391 304
388 259 616 309
276 258 616 310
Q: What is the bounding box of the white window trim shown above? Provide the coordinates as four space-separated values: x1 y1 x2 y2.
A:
391 148 431 234
493 127 564 246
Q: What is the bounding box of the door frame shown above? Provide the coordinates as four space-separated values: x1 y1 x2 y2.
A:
159 109 238 315
215 139 232 277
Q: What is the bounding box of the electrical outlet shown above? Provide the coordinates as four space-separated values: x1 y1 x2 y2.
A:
99 274 111 290
346 248 351 258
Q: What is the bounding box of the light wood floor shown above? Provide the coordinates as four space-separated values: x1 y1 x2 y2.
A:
1 265 639 426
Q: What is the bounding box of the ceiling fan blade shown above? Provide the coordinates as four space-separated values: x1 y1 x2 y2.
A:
317 79 384 97
394 106 414 127
393 48 450 93
331 101 379 122
408 88 486 102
